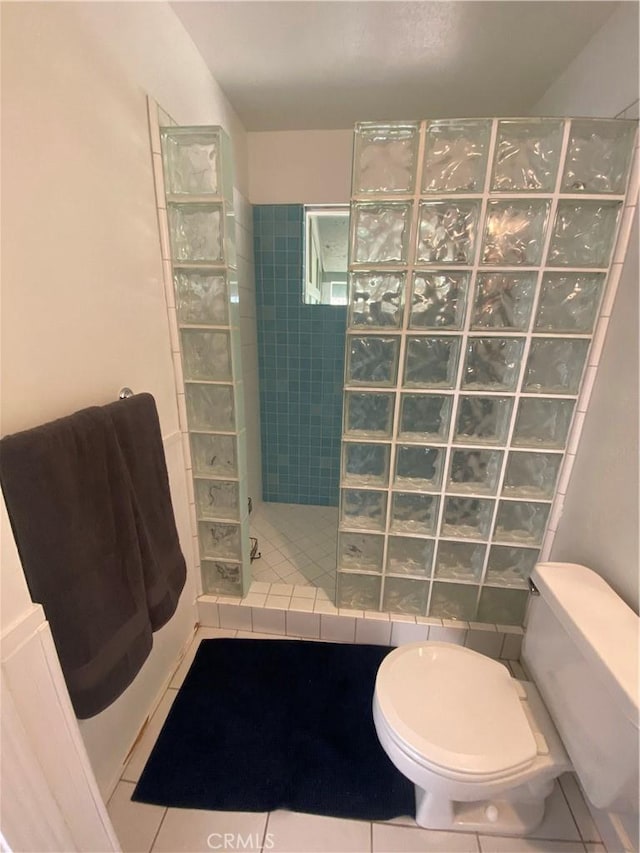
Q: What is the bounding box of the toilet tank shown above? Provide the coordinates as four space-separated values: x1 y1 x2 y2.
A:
522 562 639 812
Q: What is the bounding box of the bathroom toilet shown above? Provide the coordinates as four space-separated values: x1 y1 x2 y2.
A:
373 562 639 836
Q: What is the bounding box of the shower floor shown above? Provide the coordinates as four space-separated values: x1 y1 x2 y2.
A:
249 502 338 597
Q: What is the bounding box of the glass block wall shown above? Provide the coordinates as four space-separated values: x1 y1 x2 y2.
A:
160 127 252 597
337 117 638 625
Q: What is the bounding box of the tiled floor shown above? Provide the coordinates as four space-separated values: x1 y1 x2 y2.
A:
249 502 339 597
107 628 605 853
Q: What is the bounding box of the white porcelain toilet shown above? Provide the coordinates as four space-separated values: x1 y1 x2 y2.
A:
373 562 639 836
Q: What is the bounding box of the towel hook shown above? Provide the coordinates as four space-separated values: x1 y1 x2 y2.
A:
119 387 134 400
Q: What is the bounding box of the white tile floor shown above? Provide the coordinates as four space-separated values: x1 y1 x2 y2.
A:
107 628 604 853
249 502 339 597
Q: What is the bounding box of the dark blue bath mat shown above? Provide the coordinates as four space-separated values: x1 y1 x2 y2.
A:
132 638 414 820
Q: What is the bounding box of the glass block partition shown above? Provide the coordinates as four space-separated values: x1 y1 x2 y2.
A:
338 117 638 625
160 127 252 597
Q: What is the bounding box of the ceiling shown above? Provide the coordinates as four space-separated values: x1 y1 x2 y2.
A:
171 1 618 131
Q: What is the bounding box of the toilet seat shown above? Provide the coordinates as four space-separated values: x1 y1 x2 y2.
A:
375 642 538 782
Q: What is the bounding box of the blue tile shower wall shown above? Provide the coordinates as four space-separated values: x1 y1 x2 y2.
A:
254 205 346 505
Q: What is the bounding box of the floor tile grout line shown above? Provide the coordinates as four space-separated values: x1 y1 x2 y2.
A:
147 806 168 853
260 811 272 853
556 775 584 842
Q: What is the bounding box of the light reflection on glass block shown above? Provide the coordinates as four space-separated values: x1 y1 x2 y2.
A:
201 560 242 595
168 203 224 262
337 572 381 610
477 587 529 626
471 272 537 331
434 541 486 582
394 445 444 490
386 536 434 577
491 120 563 192
486 545 540 588
447 449 503 495
352 202 411 264
343 443 390 487
562 119 637 194
390 492 439 535
382 577 429 616
194 478 240 520
462 337 524 391
523 338 589 394
340 489 387 531
190 433 237 478
186 384 235 431
409 272 469 329
534 272 605 333
512 398 575 448
548 201 621 267
338 532 384 572
181 329 231 381
344 392 394 437
175 271 229 326
347 336 399 386
422 119 491 193
198 521 241 560
494 500 550 546
398 394 452 442
482 200 550 265
503 451 562 499
441 497 494 539
403 336 460 388
353 123 419 194
454 396 513 446
162 129 220 195
416 201 479 264
348 272 405 328
429 582 478 621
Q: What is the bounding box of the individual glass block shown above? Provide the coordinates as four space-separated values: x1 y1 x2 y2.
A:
168 203 224 263
454 396 513 446
482 200 550 265
161 128 220 195
390 492 439 535
434 541 486 582
503 451 562 499
416 201 479 264
190 433 237 478
382 577 429 616
477 587 529 626
429 582 478 621
337 572 381 610
409 272 469 329
346 336 399 386
534 273 605 333
344 391 394 437
493 500 550 546
175 271 229 326
447 449 503 495
201 560 242 596
340 489 387 531
486 545 540 588
491 120 564 192
462 337 524 391
181 329 232 381
523 338 589 394
343 443 390 487
471 272 537 331
441 497 494 539
512 398 575 449
353 123 419 194
562 119 637 194
185 384 235 431
338 531 384 573
348 272 404 328
394 445 444 491
547 201 621 267
194 478 240 520
386 537 435 577
352 202 411 264
398 394 452 442
403 336 460 388
422 119 491 193
198 521 241 560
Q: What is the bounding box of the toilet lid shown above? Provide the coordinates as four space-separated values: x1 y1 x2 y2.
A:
375 642 537 779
